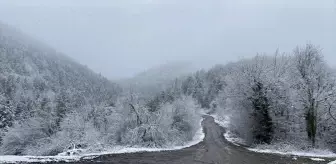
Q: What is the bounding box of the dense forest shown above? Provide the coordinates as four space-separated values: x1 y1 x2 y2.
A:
0 22 336 156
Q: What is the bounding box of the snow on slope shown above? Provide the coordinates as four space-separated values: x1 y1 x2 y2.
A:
0 118 205 163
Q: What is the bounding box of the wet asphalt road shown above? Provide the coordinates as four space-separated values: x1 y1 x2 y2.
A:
46 115 335 164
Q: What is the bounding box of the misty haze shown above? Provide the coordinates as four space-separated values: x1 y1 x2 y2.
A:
0 0 335 164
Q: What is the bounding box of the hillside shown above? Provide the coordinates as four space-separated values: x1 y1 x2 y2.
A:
0 22 121 155
0 23 200 157
119 61 199 97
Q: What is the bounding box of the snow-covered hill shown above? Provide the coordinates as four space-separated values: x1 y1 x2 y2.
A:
119 61 199 96
0 22 121 155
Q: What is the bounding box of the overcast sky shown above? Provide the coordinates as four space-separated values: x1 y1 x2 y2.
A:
0 0 335 79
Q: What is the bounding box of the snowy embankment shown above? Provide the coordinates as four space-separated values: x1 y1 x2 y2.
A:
0 118 205 163
0 156 81 163
210 114 246 146
248 145 336 158
211 114 336 161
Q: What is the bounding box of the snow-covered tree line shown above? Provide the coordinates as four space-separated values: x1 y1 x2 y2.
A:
0 23 202 155
145 44 336 152
118 43 336 152
209 44 336 151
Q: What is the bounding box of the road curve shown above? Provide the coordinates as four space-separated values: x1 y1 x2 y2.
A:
54 115 333 164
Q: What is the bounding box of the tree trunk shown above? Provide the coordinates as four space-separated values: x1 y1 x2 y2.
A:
306 105 317 147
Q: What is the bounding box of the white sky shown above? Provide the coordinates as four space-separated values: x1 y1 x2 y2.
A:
0 0 335 79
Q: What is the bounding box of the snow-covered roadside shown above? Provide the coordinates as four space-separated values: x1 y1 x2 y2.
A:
210 114 230 128
0 118 205 164
248 146 336 158
310 158 325 162
210 114 242 146
0 156 81 163
210 113 336 161
329 160 336 164
210 114 246 146
76 117 205 158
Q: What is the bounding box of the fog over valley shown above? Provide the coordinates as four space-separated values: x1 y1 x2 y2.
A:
0 0 335 79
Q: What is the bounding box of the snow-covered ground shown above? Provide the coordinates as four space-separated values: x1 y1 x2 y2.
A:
310 158 325 162
210 114 246 146
0 156 81 163
0 118 205 163
329 160 336 164
248 145 336 158
224 131 246 146
210 114 230 128
211 113 336 160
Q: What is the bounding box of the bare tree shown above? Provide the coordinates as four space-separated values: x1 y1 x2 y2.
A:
294 44 334 147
